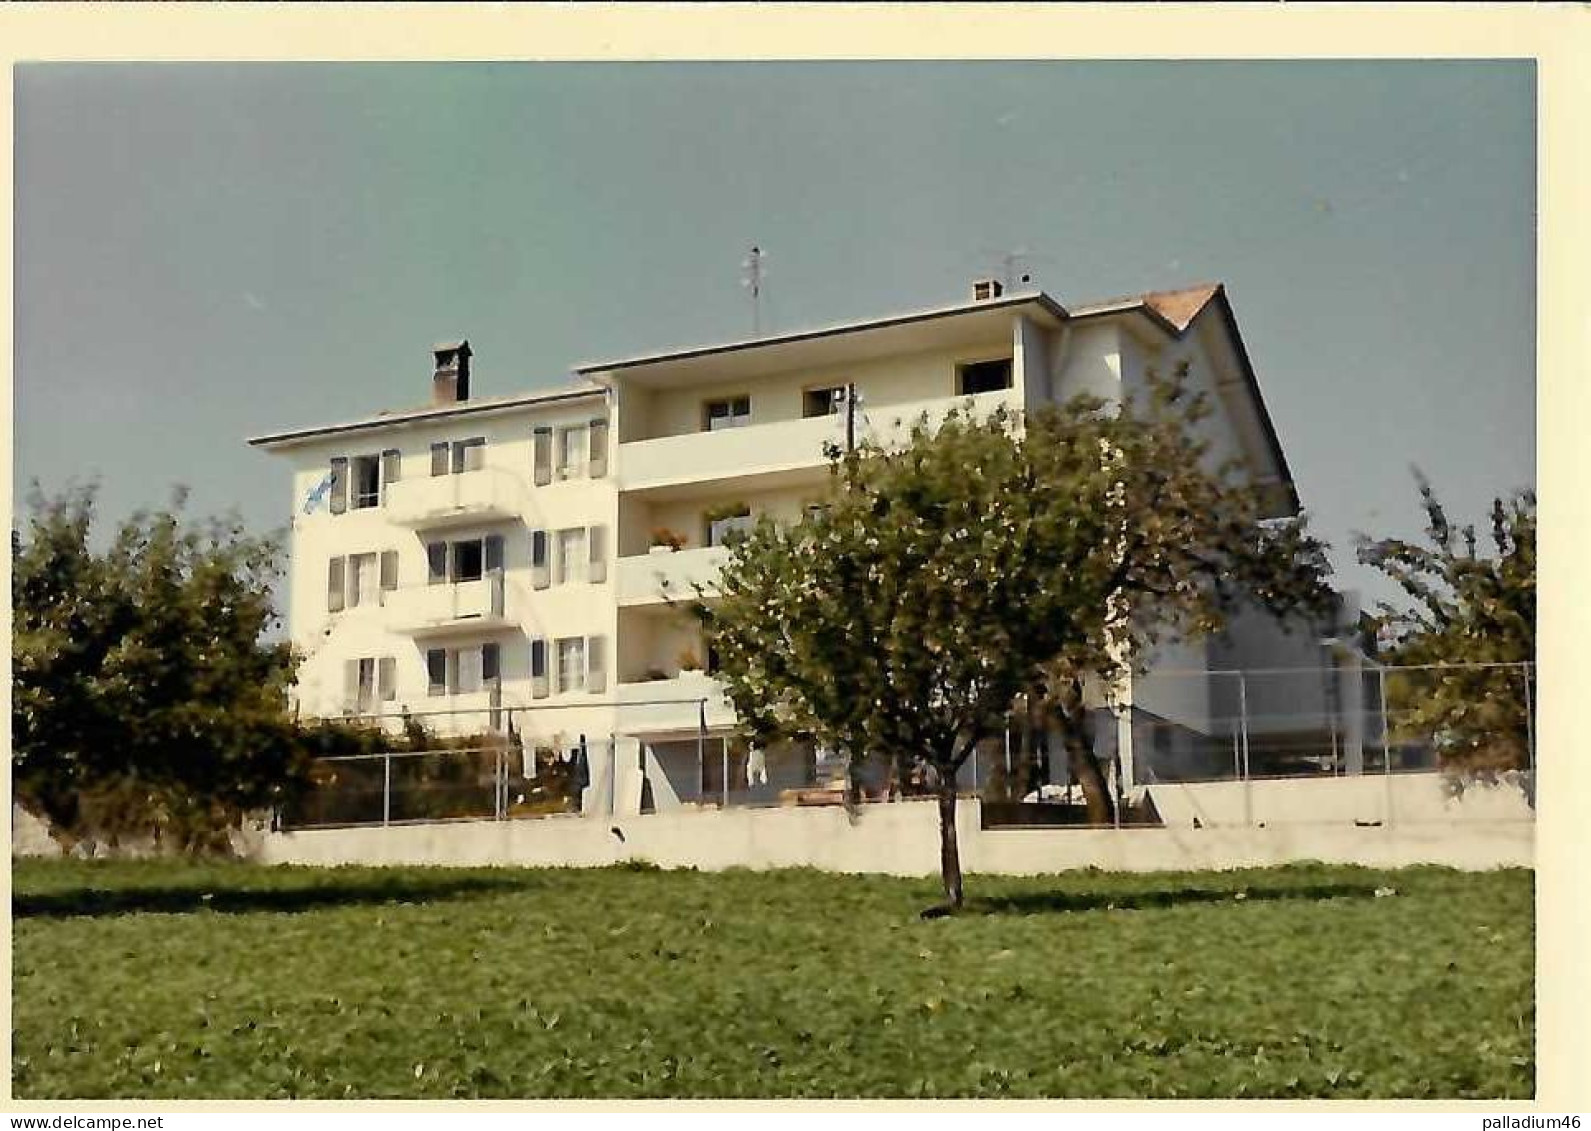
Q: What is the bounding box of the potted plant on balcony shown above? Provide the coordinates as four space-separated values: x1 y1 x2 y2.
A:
649 527 687 554
676 649 705 677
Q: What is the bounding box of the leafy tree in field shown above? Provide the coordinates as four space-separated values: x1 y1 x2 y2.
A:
11 482 311 853
1356 475 1535 774
696 370 1333 911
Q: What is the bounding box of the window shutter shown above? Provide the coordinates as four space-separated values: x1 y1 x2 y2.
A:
380 449 401 504
531 529 551 590
588 418 609 478
378 656 397 702
427 542 448 585
530 638 550 700
587 635 607 695
532 427 553 487
431 442 450 477
426 649 447 696
483 534 504 572
329 458 348 515
379 550 399 592
343 659 360 711
588 525 607 584
327 556 346 612
462 438 486 472
482 642 500 683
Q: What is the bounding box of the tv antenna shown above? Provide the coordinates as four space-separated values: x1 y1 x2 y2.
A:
974 245 1053 290
741 244 773 335
740 245 767 335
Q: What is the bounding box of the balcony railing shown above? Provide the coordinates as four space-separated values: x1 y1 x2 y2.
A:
619 388 1021 493
616 545 730 607
384 573 511 639
615 673 739 735
385 469 522 530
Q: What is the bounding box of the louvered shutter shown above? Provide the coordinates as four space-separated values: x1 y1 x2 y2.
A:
532 427 553 487
431 442 450 477
380 449 401 504
531 530 550 590
327 556 346 612
530 638 549 700
586 635 607 694
379 551 399 593
329 458 348 514
588 418 609 478
588 525 607 584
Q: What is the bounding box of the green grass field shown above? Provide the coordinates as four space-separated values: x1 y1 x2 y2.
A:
11 858 1533 1099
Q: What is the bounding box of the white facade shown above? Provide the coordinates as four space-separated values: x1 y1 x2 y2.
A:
251 283 1311 810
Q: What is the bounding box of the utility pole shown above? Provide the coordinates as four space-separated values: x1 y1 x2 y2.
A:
844 380 857 452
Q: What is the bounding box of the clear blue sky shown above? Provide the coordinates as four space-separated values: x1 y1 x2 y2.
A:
14 61 1535 612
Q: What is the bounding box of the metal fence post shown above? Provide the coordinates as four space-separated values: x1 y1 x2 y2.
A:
1378 664 1393 826
721 736 730 808
382 752 392 828
697 699 708 802
1521 662 1535 777
1238 672 1253 828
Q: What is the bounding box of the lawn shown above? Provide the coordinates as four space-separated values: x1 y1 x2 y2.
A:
11 859 1533 1100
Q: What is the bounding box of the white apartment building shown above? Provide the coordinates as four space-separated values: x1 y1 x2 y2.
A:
250 281 1324 814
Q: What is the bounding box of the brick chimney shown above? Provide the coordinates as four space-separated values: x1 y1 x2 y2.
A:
432 340 472 405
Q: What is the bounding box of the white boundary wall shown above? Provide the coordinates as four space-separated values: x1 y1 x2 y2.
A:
257 773 1532 875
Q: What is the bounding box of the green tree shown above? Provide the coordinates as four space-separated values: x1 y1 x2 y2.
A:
696 371 1333 911
1356 475 1535 773
11 482 310 853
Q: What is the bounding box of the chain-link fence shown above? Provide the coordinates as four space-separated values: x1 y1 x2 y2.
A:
280 661 1533 831
1130 661 1534 785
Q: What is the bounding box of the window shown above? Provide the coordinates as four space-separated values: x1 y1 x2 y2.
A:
556 528 587 585
803 385 847 418
431 438 485 477
707 506 753 548
426 644 501 698
345 656 395 713
355 657 375 712
704 396 751 432
351 456 382 509
348 552 379 608
329 451 400 512
453 539 484 583
452 437 486 474
455 647 484 695
957 358 1013 396
557 638 586 694
557 425 588 479
424 536 502 585
329 549 399 611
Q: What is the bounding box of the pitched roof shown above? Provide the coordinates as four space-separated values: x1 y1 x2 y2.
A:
1069 282 1223 334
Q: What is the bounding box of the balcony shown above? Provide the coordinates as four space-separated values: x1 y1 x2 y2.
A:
619 388 1021 494
616 545 729 607
385 575 513 640
615 674 740 736
385 469 522 531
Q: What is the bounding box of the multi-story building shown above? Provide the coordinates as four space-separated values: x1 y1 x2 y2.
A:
250 280 1323 815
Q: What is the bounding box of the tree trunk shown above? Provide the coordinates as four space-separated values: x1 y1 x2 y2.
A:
933 771 964 913
1054 677 1116 826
